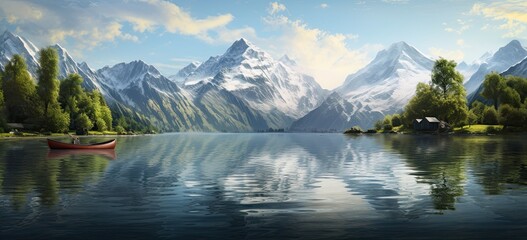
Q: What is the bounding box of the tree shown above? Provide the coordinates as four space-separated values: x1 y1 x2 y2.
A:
482 106 499 125
45 103 70 133
429 58 468 125
403 82 441 124
2 55 40 123
481 72 505 110
374 119 383 130
37 47 59 117
74 113 93 134
499 86 521 108
498 104 527 127
469 101 486 124
467 110 478 127
431 58 464 99
59 73 86 129
504 76 527 103
391 114 402 127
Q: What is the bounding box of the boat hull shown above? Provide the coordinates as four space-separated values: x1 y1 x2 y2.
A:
47 139 116 150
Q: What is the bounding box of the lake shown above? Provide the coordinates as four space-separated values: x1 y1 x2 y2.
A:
0 133 526 239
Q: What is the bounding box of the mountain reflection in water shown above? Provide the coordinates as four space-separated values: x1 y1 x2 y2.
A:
0 134 526 240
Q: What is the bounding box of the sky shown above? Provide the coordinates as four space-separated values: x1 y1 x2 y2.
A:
1 0 527 90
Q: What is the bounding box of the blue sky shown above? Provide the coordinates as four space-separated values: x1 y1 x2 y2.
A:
1 0 526 89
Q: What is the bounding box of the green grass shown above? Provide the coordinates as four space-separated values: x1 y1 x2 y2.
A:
454 124 504 134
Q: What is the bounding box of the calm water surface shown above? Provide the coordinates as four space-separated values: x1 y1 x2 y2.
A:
0 133 526 239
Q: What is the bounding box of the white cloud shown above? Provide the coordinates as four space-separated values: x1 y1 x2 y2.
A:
263 15 369 89
456 39 465 46
0 0 242 49
444 19 471 35
471 0 527 38
320 3 329 9
429 48 464 62
268 2 286 15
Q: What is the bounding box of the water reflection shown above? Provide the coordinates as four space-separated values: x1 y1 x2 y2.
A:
1 134 527 239
379 135 527 211
0 140 111 210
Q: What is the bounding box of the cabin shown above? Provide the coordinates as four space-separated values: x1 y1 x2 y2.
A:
413 117 441 131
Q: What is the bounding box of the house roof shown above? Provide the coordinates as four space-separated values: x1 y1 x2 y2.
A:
425 117 440 123
414 119 422 123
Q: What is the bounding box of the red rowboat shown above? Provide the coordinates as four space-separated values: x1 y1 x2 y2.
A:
47 138 117 149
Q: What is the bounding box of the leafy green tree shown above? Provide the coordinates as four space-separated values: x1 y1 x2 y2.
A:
89 90 112 131
467 110 478 127
499 86 521 108
37 47 60 116
431 58 464 99
391 114 402 127
59 74 84 113
382 115 392 126
482 106 499 125
2 55 40 123
504 76 527 103
403 83 441 124
481 72 505 110
74 113 93 134
498 104 527 127
442 94 469 126
114 125 125 134
469 101 486 124
45 103 70 133
375 119 383 130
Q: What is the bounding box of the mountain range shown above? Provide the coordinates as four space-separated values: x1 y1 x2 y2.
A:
0 31 326 132
292 41 435 131
1 30 526 132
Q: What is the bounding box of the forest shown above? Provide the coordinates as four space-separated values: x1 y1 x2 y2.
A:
0 47 148 135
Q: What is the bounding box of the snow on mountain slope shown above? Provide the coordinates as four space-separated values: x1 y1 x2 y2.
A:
168 61 201 83
0 31 105 92
0 30 40 79
334 41 434 129
99 60 274 132
50 44 104 92
182 38 327 127
464 40 527 95
291 42 434 131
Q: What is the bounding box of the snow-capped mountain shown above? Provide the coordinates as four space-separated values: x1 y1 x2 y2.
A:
168 61 201 83
97 60 270 132
0 31 104 92
182 38 327 128
0 30 40 79
50 44 105 92
464 40 527 95
292 41 434 131
98 60 206 131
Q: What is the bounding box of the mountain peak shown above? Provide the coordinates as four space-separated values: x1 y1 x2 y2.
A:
225 38 256 56
489 39 527 65
279 54 297 66
505 39 522 48
389 41 412 50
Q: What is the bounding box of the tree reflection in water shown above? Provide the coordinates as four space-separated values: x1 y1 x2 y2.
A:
380 134 527 212
0 143 112 210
